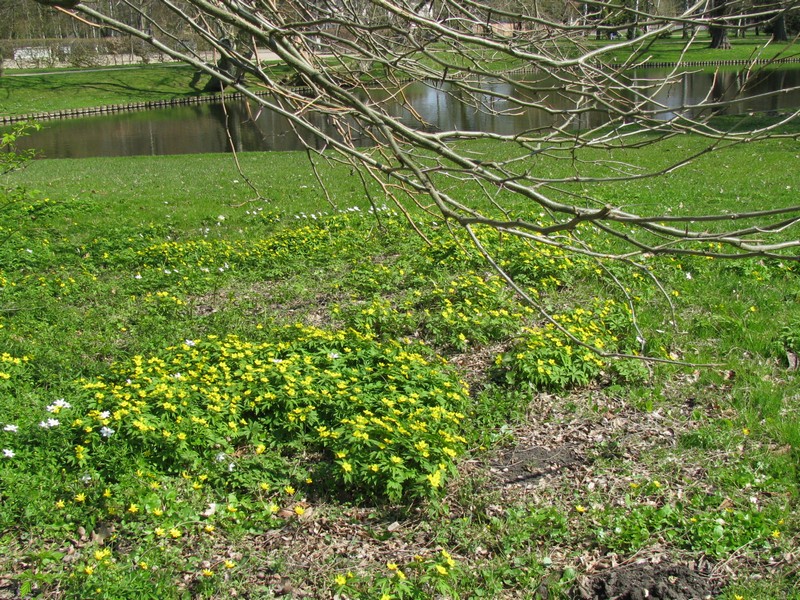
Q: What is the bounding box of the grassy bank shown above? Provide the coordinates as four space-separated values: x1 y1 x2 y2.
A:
1 133 798 598
2 35 799 118
591 33 800 64
0 64 204 117
0 62 288 118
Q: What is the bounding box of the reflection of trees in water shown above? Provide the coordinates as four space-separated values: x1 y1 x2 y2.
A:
706 68 800 116
627 68 800 120
202 97 376 152
206 102 249 153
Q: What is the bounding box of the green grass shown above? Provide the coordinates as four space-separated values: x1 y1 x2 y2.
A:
1 133 799 598
0 64 204 116
589 33 800 65
0 62 293 117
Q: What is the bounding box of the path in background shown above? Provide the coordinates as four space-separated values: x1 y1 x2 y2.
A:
3 49 281 74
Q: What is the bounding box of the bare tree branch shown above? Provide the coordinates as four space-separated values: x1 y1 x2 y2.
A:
26 0 800 357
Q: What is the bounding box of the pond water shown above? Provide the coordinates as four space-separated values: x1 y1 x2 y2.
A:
12 67 800 159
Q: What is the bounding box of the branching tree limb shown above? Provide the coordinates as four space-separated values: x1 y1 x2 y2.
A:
27 0 800 356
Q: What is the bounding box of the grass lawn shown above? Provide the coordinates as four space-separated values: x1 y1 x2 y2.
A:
590 32 800 65
0 62 292 118
0 64 204 117
1 126 798 598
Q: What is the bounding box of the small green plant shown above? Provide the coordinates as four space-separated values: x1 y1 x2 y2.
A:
1 122 40 176
333 549 460 599
773 320 800 367
492 299 639 390
1 121 43 250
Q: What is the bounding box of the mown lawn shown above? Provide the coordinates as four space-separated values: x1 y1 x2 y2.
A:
589 32 800 65
1 132 799 598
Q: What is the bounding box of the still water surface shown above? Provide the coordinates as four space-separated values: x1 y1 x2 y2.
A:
14 67 800 159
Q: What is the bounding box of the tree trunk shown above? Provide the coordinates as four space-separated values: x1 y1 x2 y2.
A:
708 0 731 49
710 25 732 47
772 13 788 42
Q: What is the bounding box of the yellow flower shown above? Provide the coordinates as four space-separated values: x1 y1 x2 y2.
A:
341 461 353 473
154 527 166 537
103 488 112 498
387 562 398 571
441 550 455 567
435 565 448 575
139 562 148 570
575 505 586 513
74 493 86 503
294 505 306 516
334 574 347 586
94 549 111 561
772 530 781 539
204 525 215 533
259 482 270 491
201 569 214 577
83 566 94 575
223 560 236 569
55 500 65 509
284 486 295 495
152 508 163 516
255 444 266 454
427 470 442 488
381 595 392 600
128 503 139 513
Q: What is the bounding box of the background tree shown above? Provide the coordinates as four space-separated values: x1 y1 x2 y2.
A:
762 0 800 39
708 0 734 47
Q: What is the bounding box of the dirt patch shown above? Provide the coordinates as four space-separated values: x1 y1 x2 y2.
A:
188 281 344 328
449 339 512 384
490 444 584 485
573 562 716 600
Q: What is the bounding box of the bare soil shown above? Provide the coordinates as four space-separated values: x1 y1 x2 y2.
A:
573 562 716 600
